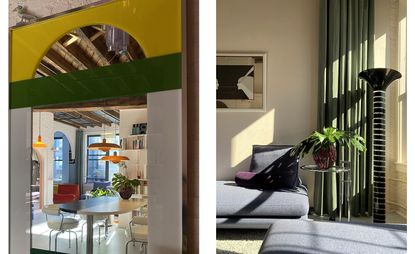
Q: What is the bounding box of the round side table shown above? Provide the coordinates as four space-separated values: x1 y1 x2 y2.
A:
301 161 352 222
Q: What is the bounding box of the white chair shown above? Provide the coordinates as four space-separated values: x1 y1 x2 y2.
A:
80 215 110 244
126 216 148 254
42 204 79 253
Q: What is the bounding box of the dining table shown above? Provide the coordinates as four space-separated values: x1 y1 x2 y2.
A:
60 196 146 254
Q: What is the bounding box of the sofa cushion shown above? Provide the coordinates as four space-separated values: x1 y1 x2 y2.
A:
216 181 309 218
259 220 407 254
249 145 293 173
237 145 300 189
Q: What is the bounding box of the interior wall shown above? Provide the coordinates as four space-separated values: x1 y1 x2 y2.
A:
216 0 320 205
374 0 407 219
10 108 32 254
33 112 54 205
147 89 182 253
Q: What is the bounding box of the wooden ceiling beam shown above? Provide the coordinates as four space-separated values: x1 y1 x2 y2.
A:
51 42 87 70
77 111 113 126
54 118 83 129
34 96 147 112
59 35 99 69
45 49 78 73
63 112 98 128
103 110 120 120
76 28 111 66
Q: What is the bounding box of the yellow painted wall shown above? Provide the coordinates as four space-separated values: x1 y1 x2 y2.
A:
10 0 181 82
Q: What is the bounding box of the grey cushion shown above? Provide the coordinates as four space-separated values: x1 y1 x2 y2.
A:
249 145 293 173
259 220 407 254
216 181 309 218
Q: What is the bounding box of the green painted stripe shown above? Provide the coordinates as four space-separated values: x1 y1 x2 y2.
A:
10 53 181 109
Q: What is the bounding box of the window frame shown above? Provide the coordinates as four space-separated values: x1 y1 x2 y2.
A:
53 137 64 183
86 134 119 183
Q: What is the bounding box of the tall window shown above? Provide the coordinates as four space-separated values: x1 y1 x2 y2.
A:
53 137 63 182
86 135 120 182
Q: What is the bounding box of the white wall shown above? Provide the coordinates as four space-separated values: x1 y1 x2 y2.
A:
217 0 320 204
147 89 182 253
374 0 407 219
10 108 32 254
33 112 54 205
32 113 78 204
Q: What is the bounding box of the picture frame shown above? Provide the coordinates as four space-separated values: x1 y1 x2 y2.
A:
216 52 267 111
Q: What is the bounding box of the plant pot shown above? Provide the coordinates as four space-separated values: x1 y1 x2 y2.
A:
313 145 336 169
118 185 133 200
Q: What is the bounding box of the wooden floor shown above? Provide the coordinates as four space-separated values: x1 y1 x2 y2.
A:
32 209 143 254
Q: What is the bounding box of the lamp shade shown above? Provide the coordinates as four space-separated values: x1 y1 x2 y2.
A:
33 135 47 148
87 138 121 152
101 152 129 164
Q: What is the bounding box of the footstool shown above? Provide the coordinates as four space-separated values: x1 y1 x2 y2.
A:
259 220 407 254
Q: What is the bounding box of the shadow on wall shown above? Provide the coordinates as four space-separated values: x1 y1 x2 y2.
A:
215 109 276 180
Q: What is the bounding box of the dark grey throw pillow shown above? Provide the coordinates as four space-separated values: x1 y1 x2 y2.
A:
249 145 293 173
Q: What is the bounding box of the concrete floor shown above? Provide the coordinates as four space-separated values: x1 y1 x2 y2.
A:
32 209 144 254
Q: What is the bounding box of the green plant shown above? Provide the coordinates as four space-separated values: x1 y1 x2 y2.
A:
111 173 140 191
291 127 366 158
90 188 117 197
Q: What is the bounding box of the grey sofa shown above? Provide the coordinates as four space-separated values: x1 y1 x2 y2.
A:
216 145 310 228
216 181 309 228
259 220 407 254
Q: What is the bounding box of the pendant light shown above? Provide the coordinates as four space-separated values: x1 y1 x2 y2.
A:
101 151 129 164
100 124 129 163
33 112 47 148
87 123 121 152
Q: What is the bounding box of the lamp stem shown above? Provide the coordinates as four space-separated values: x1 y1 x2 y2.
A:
38 112 41 136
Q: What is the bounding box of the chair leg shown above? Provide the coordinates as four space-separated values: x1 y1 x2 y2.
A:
48 230 54 251
70 231 78 254
81 222 86 242
68 230 71 248
98 225 101 245
125 240 133 254
55 231 61 252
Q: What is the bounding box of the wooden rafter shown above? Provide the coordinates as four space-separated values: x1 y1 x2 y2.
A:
77 111 113 126
60 35 99 69
103 110 120 121
34 96 147 112
45 49 78 73
54 117 83 129
76 28 111 66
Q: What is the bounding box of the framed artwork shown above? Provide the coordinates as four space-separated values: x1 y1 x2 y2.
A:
216 53 266 111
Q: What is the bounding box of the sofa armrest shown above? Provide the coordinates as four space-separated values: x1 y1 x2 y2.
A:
53 193 76 204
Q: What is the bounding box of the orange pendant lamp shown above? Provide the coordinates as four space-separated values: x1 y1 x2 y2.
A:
101 151 129 164
33 112 47 148
87 124 121 152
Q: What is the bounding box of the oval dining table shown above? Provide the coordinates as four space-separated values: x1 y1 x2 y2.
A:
60 196 146 254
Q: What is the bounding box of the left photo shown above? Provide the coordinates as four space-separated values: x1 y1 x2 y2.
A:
8 0 199 253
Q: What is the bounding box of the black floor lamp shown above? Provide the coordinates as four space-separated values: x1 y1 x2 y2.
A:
358 68 402 223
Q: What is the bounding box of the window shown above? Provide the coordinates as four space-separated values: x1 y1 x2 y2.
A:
53 137 63 182
86 135 120 182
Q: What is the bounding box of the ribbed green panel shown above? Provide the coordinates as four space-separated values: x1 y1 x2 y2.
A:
10 53 181 109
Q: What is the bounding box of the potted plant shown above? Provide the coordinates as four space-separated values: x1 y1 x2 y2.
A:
291 127 366 169
90 188 117 198
112 173 140 199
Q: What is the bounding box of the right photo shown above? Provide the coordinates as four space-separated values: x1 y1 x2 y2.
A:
216 0 407 253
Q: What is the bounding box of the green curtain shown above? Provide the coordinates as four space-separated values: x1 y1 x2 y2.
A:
315 0 374 218
75 129 84 194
